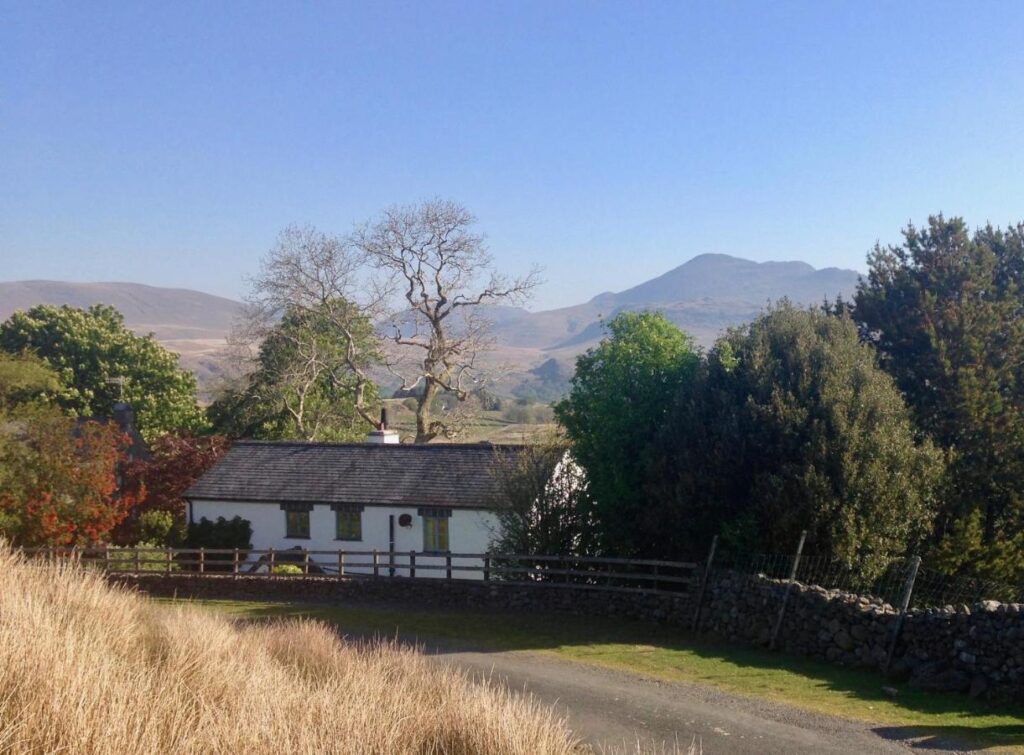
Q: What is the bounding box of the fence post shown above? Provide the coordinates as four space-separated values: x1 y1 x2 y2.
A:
166 548 172 576
303 550 310 576
268 548 275 576
337 550 345 580
409 550 416 579
691 535 719 631
232 548 239 579
372 549 379 578
199 547 205 575
483 555 490 582
134 547 140 576
885 556 921 673
770 530 807 650
446 552 452 581
104 545 110 573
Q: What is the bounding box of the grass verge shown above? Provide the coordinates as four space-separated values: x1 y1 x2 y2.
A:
189 598 1024 751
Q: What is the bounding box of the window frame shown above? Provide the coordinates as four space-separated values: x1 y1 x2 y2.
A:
419 508 452 553
280 502 312 540
332 504 364 542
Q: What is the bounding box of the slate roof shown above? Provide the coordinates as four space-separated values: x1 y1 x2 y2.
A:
185 441 526 509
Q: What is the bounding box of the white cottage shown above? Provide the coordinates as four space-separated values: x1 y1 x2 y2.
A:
184 433 523 579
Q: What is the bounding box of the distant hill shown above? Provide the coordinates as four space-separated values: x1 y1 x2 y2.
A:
0 255 861 400
489 253 861 351
0 280 243 393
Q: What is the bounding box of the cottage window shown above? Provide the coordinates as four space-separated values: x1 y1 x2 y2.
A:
332 504 363 541
419 508 451 552
281 503 313 539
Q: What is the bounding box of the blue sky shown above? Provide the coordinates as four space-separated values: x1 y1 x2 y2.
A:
2 1 1023 310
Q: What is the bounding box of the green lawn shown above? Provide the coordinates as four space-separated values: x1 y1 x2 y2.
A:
183 598 1024 751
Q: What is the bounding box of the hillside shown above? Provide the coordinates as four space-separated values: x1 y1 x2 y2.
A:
488 254 861 397
0 255 860 400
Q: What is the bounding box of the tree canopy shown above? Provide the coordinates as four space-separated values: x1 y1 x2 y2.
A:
0 304 206 439
209 303 380 441
649 304 943 578
853 216 1024 584
555 311 700 555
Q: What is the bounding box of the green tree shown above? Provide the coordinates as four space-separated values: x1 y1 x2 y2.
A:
0 352 60 413
652 304 944 579
489 438 593 557
853 216 1024 584
0 305 206 439
555 311 700 555
209 303 380 441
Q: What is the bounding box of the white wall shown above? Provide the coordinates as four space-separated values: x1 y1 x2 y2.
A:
189 499 499 579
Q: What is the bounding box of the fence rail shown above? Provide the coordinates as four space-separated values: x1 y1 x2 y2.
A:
15 546 701 596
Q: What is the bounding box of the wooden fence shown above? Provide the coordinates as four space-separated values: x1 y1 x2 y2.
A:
17 546 702 596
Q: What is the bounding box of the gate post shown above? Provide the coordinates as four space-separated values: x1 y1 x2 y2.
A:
885 556 921 672
691 535 718 631
770 530 807 650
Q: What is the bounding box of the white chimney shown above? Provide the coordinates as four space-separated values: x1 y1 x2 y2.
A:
367 407 400 444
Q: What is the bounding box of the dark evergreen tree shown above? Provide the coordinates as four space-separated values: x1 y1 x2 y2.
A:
853 216 1024 584
651 304 943 579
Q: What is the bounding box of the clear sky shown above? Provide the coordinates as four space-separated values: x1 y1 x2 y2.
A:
2 1 1023 310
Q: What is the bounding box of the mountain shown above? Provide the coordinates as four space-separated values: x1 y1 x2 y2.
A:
0 280 244 392
0 255 861 399
491 253 861 349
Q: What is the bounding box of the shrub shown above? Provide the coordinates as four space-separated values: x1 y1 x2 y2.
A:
272 563 303 575
184 516 252 572
137 510 176 546
106 542 178 573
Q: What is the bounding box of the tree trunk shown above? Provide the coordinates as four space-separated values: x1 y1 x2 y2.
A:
415 380 439 444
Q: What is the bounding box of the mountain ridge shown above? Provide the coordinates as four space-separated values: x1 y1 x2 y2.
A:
0 254 862 397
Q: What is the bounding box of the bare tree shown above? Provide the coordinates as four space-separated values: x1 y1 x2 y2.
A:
236 225 386 434
353 200 541 443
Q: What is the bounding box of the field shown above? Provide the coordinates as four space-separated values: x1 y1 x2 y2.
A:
380 397 557 444
0 549 583 754
195 600 1024 751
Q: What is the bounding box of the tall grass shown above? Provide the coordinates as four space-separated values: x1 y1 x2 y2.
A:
0 547 582 754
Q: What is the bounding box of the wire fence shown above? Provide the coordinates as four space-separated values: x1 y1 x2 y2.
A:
710 545 1022 609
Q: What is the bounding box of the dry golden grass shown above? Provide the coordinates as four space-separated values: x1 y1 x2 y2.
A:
0 547 583 754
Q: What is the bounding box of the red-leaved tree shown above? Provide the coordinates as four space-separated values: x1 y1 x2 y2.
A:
118 433 231 544
0 414 139 546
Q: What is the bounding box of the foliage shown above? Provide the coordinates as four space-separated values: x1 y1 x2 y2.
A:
118 433 230 545
234 225 385 437
0 412 137 546
0 352 60 412
135 510 176 546
185 515 252 572
0 304 206 439
853 216 1024 586
272 563 304 575
107 541 179 572
186 516 253 550
209 304 379 441
555 311 700 555
651 304 943 579
489 439 593 556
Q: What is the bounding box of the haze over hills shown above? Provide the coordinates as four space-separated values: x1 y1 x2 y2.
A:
0 254 861 399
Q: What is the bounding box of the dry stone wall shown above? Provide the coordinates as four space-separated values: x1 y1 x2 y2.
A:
697 572 1023 702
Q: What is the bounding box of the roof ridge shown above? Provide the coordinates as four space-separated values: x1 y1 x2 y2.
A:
232 440 529 450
